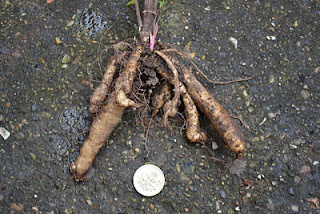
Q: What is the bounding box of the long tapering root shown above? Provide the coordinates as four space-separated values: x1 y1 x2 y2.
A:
89 56 117 114
157 65 207 143
70 94 125 181
158 54 246 157
180 65 246 158
181 88 207 143
70 46 143 181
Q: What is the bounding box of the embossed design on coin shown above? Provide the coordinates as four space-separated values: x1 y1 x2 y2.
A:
133 164 165 197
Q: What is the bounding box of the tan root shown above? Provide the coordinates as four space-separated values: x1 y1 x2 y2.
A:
181 86 207 143
163 48 259 85
179 64 246 158
70 1 253 180
151 82 171 117
70 46 143 181
89 56 117 113
157 66 207 143
155 51 180 126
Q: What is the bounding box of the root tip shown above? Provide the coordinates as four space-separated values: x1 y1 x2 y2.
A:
69 162 87 182
236 152 246 159
70 162 77 172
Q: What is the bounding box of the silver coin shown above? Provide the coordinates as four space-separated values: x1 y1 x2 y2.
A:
133 164 165 197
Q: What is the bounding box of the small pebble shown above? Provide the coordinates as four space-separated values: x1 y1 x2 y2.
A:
229 37 238 49
268 112 277 118
288 188 294 195
266 35 276 40
134 148 140 154
62 55 71 64
291 205 299 212
301 90 310 99
66 20 74 27
293 176 301 184
0 127 10 140
29 153 37 160
219 190 227 198
269 75 275 83
126 140 132 146
212 142 218 150
243 90 248 97
313 161 319 166
149 204 155 210
61 64 68 69
176 164 181 173
289 144 298 149
86 199 92 206
296 41 301 47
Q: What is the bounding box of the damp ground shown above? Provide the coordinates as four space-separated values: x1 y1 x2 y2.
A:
0 0 319 213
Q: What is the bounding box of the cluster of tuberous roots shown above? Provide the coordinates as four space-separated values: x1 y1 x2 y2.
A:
69 41 246 181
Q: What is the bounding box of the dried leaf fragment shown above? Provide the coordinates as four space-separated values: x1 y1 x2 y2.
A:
46 0 55 4
55 37 62 44
10 203 23 211
307 198 320 209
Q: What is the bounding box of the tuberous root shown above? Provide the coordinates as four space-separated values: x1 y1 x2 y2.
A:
116 90 142 108
151 82 171 117
71 44 248 181
89 56 117 114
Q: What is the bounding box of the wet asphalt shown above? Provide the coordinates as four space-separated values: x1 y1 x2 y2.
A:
0 0 319 213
